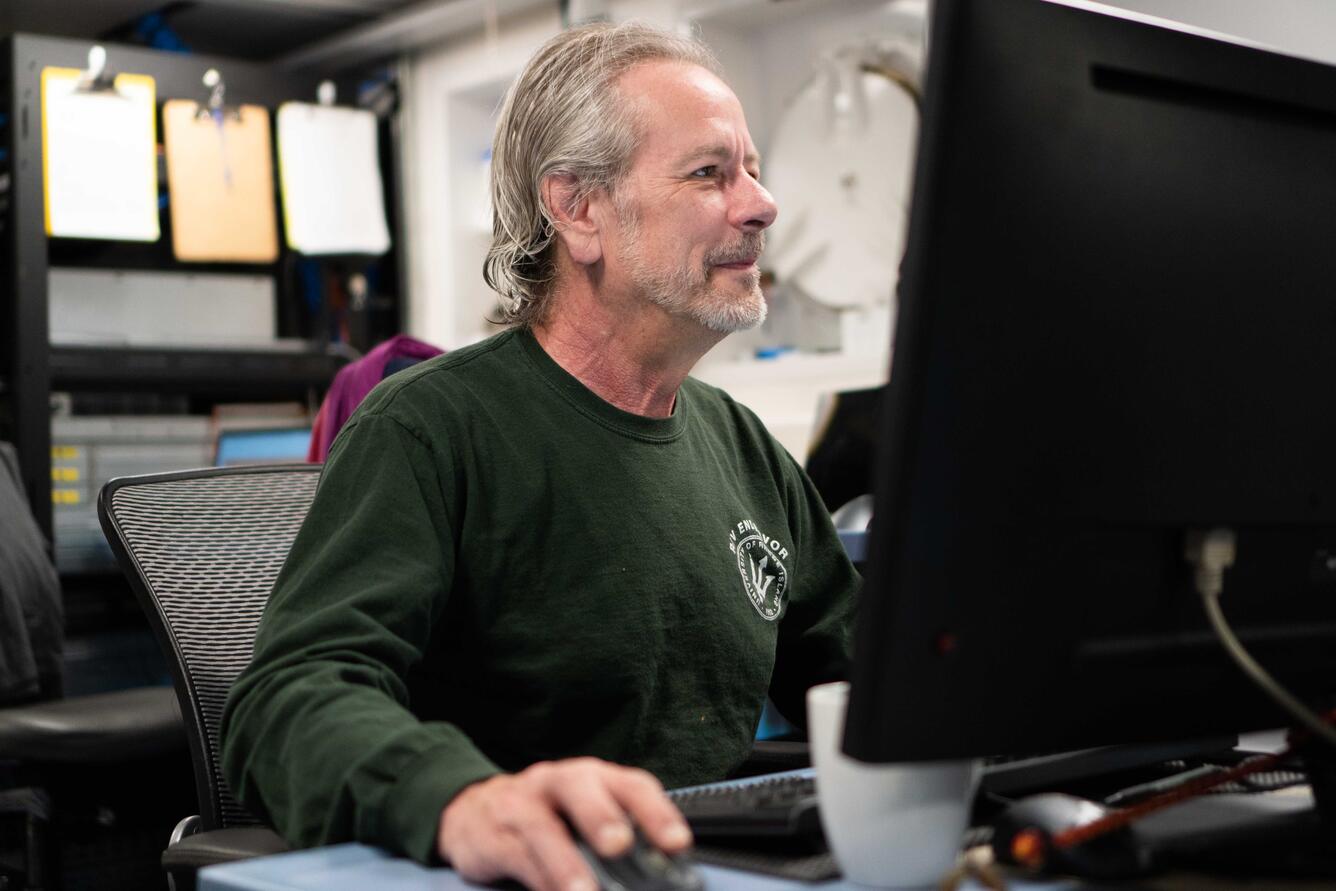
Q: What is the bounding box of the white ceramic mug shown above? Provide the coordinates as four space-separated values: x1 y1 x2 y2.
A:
807 681 981 889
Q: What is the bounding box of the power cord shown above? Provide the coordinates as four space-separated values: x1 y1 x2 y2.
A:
1186 528 1336 751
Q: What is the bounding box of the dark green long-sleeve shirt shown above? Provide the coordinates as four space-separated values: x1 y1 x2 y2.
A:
221 327 859 863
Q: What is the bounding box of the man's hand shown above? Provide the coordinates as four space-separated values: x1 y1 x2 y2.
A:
437 757 693 891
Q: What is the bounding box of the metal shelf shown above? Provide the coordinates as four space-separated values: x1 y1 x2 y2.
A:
2 34 398 539
50 345 343 396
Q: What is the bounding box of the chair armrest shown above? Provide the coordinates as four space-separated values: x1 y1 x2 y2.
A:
163 826 290 872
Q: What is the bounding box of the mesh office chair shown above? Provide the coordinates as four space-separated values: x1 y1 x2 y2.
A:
98 465 322 888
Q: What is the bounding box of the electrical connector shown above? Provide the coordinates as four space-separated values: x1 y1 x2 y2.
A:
1184 528 1236 599
1187 526 1336 751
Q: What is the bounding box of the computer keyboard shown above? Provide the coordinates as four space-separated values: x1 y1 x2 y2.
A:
669 741 1224 845
669 771 822 843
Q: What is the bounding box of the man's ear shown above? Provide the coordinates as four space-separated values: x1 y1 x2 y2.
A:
542 174 602 266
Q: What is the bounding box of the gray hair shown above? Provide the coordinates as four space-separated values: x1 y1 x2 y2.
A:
484 22 721 326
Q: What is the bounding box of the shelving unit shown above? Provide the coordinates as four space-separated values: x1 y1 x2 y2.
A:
1 33 400 544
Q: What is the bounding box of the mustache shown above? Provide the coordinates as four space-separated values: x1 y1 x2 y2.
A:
705 232 766 266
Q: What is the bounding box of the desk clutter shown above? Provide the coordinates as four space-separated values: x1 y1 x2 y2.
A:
40 47 390 258
664 750 1335 886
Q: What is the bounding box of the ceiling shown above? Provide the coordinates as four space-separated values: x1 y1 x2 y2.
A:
3 0 423 61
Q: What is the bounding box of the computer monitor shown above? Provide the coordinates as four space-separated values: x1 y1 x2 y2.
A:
214 426 313 467
845 0 1336 764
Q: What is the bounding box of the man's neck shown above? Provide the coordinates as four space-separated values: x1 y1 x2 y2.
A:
532 285 723 419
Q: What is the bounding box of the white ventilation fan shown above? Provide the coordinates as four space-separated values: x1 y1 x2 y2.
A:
762 2 927 355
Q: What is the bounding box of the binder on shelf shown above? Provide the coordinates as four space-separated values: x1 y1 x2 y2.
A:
275 100 391 256
41 48 159 242
163 96 280 263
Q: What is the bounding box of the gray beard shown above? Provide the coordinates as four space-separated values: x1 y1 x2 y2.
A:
618 207 768 334
642 264 768 334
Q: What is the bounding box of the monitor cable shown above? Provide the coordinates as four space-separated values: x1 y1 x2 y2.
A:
1004 533 1336 873
1186 528 1336 751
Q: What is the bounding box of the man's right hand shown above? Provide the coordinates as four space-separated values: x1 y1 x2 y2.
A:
436 757 694 891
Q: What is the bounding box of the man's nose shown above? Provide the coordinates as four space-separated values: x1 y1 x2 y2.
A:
733 176 778 232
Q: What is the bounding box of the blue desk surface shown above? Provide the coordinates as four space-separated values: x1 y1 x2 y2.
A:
198 843 1085 891
197 770 1079 890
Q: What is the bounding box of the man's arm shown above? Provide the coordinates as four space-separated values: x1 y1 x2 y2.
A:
767 459 861 730
222 411 500 859
221 410 690 884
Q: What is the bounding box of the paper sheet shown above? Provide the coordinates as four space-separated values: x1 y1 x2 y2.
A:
163 100 280 263
41 67 159 241
276 102 391 256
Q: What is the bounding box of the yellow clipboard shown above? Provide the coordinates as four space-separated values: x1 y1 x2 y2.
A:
163 100 279 263
41 67 159 241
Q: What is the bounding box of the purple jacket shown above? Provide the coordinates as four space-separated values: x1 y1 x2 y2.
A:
308 334 443 462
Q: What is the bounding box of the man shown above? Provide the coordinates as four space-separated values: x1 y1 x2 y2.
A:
221 22 859 891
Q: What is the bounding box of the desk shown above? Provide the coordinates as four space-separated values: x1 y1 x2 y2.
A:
199 740 1328 891
198 843 1083 891
198 837 1336 891
198 782 1334 891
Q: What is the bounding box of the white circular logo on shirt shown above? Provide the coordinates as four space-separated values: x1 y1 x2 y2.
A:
731 525 789 621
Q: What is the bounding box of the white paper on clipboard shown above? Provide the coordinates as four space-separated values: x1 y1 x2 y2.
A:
41 67 160 242
276 102 391 256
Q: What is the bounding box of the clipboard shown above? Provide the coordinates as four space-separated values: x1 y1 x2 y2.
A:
276 102 391 256
41 66 159 241
163 99 280 263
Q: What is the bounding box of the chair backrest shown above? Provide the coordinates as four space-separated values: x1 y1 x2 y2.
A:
98 464 321 831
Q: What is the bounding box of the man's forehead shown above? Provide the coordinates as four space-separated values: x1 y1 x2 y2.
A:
618 60 758 162
678 140 761 167
618 57 732 105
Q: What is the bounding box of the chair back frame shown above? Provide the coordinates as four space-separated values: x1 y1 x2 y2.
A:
98 464 321 831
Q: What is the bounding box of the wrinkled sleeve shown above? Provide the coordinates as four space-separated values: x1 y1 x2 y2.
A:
767 458 861 731
221 412 500 864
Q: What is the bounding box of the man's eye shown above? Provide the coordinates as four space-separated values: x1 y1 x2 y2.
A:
691 166 719 178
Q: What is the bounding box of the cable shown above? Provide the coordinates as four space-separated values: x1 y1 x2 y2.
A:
1187 528 1336 751
1102 764 1218 807
1042 748 1288 855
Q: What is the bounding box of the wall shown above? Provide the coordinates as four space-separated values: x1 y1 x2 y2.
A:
400 3 563 350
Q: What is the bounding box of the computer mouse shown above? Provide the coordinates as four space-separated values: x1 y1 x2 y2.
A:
991 793 1153 880
575 832 705 891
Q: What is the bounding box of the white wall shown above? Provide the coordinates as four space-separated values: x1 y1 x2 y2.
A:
400 4 563 350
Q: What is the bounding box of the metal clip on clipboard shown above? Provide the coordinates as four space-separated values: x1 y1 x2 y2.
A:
196 68 242 124
74 46 122 96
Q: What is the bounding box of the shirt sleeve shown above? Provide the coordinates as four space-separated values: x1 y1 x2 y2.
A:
221 411 500 864
767 457 861 731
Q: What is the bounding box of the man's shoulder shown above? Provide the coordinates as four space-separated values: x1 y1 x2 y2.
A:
358 329 522 416
682 376 797 464
682 376 762 429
